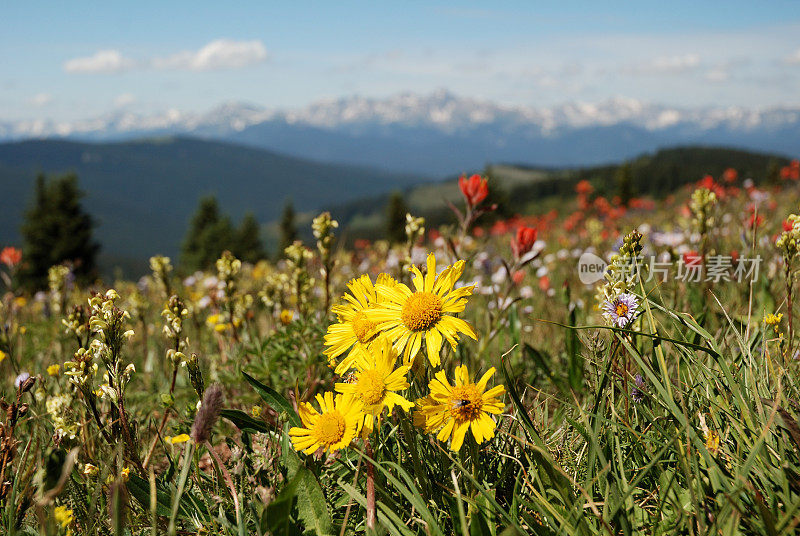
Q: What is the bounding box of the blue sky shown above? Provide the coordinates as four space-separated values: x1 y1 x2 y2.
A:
3 1 800 121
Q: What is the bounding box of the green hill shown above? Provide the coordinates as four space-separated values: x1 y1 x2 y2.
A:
331 146 791 242
0 141 789 276
0 137 424 272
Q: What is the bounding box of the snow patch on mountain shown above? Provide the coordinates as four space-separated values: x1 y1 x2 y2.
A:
2 91 800 141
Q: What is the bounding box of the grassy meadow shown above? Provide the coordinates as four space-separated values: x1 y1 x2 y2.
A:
3 162 800 535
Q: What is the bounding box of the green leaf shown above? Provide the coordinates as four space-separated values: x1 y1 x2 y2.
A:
523 344 565 394
337 478 415 536
277 446 334 535
499 357 575 507
469 510 493 536
565 305 583 392
295 465 335 536
500 355 540 441
754 490 778 536
127 473 171 517
242 371 301 427
263 471 300 536
127 473 207 520
221 408 269 433
538 320 720 358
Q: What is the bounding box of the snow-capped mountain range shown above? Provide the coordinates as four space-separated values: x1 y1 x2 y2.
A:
2 90 798 175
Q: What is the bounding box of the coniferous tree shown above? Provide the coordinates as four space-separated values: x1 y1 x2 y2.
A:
182 196 234 271
208 216 234 264
19 173 99 290
767 160 781 186
385 191 408 244
616 162 634 208
182 196 220 270
278 200 297 257
234 212 266 263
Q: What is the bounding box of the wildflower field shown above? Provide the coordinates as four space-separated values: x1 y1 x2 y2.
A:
4 162 800 535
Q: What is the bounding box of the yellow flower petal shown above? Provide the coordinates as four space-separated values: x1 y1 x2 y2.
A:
168 434 191 444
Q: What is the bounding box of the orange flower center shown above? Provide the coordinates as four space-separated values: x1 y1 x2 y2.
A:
314 411 346 446
401 291 443 331
356 369 386 406
615 303 629 317
352 311 377 343
449 384 484 422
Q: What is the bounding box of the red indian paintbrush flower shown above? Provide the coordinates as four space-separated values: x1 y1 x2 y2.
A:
746 207 763 230
458 174 488 207
511 226 537 261
0 247 21 268
780 160 800 181
575 180 593 196
683 251 703 266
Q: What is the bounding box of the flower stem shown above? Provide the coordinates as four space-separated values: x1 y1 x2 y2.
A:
787 264 794 363
365 438 376 531
167 442 195 536
205 440 242 534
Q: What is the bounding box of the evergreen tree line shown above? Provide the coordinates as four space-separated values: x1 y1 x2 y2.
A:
13 148 789 289
13 176 276 289
181 196 266 271
18 173 99 290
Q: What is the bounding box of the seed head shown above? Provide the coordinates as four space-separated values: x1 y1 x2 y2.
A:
191 384 224 443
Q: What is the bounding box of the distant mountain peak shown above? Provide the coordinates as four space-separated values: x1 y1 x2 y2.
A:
1 91 798 176
3 91 800 142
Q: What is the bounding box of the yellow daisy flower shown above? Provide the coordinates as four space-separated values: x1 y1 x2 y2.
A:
289 392 363 455
279 309 294 325
324 274 394 374
368 254 477 366
335 335 414 434
416 365 505 452
54 505 74 529
166 433 191 444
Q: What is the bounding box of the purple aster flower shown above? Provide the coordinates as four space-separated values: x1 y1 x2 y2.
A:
631 373 646 403
602 293 640 328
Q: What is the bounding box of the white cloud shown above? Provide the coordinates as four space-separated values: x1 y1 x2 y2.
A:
64 49 135 73
114 93 136 107
152 39 268 71
63 40 268 75
705 68 729 82
651 53 701 72
785 48 800 64
621 53 702 76
28 93 52 107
